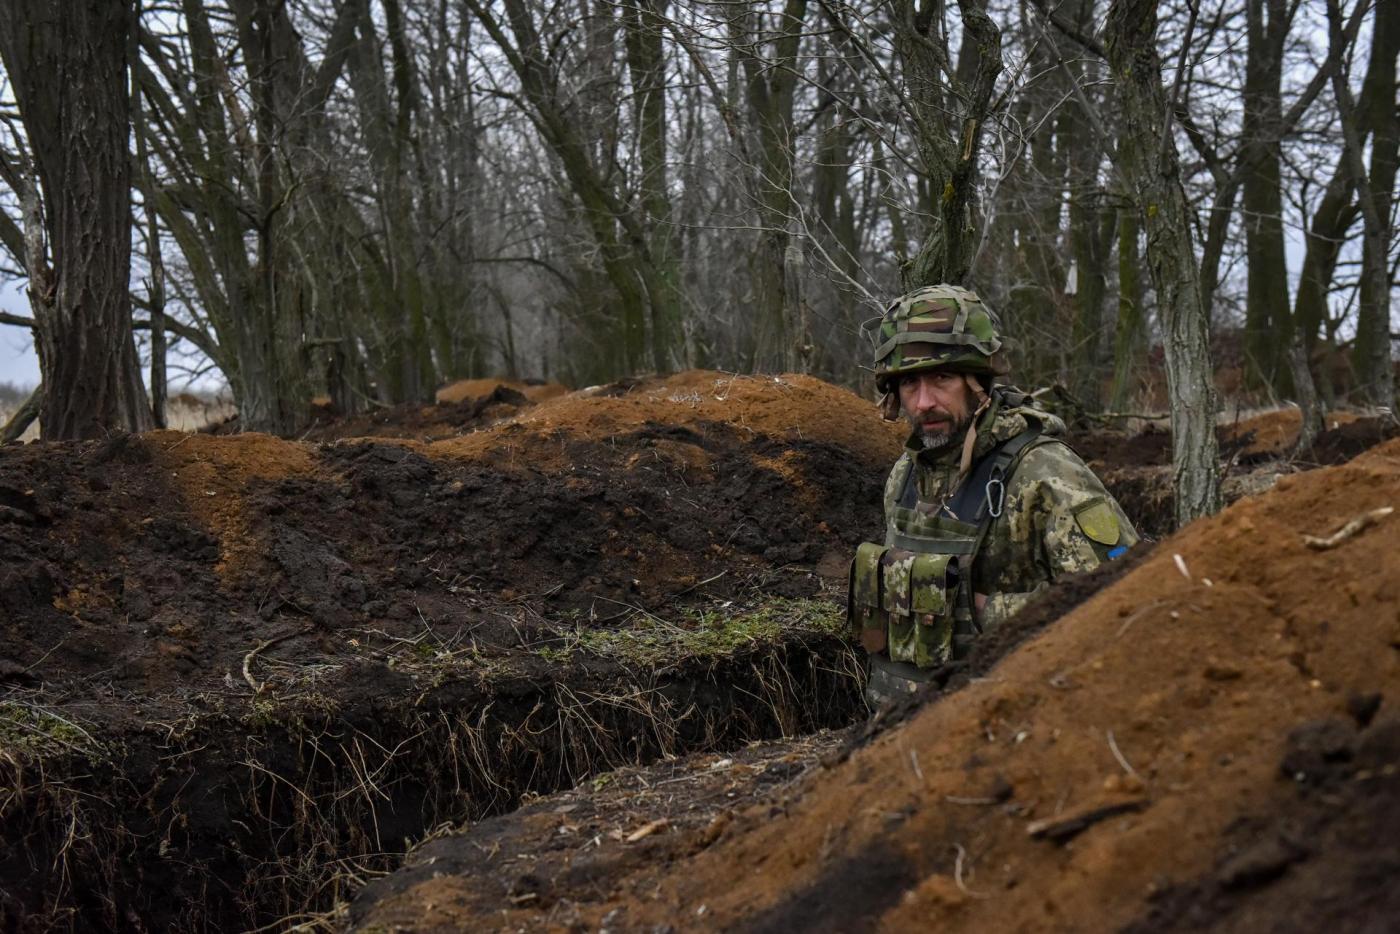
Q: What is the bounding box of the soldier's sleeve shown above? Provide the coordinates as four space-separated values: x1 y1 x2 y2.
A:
882 453 914 533
979 442 1139 629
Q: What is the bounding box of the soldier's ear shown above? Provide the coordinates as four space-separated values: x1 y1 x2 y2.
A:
878 392 900 421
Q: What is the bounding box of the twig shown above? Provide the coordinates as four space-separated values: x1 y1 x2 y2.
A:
1302 506 1394 550
1116 599 1170 638
625 818 669 842
1172 553 1192 580
1107 730 1143 785
952 844 990 899
668 571 728 600
1027 798 1149 843
242 626 311 693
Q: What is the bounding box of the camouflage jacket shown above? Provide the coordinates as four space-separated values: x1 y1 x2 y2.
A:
882 396 1139 630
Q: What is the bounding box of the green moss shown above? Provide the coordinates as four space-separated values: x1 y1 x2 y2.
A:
0 700 107 761
574 597 846 665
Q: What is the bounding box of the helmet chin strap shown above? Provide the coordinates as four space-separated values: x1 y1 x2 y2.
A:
956 374 992 482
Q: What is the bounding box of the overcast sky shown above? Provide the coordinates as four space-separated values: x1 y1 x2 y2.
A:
0 280 39 388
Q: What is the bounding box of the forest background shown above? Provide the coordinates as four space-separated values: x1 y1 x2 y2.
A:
0 0 1395 521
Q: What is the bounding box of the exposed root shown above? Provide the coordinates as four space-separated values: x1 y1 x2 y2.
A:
243 626 313 693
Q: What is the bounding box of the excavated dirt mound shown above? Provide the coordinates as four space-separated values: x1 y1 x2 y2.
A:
7 373 1395 931
435 377 568 405
0 372 901 931
1073 412 1398 538
349 439 1400 933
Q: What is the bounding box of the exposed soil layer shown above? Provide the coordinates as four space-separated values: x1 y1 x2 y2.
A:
0 372 898 931
5 375 1393 932
349 438 1400 932
348 550 1155 932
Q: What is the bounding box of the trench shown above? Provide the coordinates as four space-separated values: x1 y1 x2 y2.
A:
0 634 865 933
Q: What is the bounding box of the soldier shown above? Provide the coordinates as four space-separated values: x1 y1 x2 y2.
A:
849 284 1140 705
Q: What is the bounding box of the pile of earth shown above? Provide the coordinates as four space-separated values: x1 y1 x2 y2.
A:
3 369 1392 931
348 436 1400 932
0 372 900 931
1075 407 1397 537
296 378 571 443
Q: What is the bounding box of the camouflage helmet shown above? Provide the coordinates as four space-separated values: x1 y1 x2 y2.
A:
864 284 1009 394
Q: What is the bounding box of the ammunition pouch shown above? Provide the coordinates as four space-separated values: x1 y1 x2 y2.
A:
848 543 960 670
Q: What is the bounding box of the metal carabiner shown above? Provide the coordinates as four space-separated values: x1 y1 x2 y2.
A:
985 476 1005 518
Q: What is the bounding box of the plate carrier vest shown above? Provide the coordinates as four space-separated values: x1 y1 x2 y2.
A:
848 391 1056 677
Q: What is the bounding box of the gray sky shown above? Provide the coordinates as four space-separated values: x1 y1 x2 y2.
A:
0 280 39 388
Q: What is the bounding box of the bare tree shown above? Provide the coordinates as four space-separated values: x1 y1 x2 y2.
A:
0 0 153 439
890 0 1002 288
1331 0 1398 410
1105 0 1221 524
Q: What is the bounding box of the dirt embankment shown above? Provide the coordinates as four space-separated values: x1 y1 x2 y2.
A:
0 373 899 932
5 372 1394 932
349 437 1400 933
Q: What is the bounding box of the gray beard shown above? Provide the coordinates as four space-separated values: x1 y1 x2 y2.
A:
919 429 955 452
913 412 971 452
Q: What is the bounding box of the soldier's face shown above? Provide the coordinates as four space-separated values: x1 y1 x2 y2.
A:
898 371 974 451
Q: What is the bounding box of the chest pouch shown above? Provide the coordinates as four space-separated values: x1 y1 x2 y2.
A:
848 544 959 668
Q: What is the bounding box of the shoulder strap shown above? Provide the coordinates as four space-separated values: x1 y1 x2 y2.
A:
953 425 1049 637
946 425 1043 523
895 455 920 511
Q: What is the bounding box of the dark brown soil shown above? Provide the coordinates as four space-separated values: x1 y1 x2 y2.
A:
1124 709 1400 933
347 549 1155 933
347 437 1400 933
6 373 1396 933
0 372 898 932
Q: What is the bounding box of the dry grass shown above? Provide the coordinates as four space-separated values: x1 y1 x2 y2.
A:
0 392 234 441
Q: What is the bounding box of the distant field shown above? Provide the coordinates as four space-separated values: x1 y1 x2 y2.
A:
0 391 234 441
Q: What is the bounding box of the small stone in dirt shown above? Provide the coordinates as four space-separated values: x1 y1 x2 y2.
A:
0 658 37 686
1215 833 1307 890
1346 691 1383 727
1279 718 1356 785
1203 663 1244 682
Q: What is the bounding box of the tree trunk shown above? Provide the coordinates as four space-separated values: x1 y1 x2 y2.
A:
0 0 153 440
622 0 682 372
1240 0 1293 396
132 13 167 429
1289 337 1325 456
1 383 42 442
1109 206 1146 412
894 0 1003 288
1339 0 1398 409
1105 0 1222 525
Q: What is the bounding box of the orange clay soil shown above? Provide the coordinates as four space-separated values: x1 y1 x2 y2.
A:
351 438 1400 932
435 377 568 404
425 371 905 470
147 429 319 580
1222 408 1363 460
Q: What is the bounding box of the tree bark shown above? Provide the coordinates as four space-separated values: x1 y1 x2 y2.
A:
1 383 42 443
0 0 154 440
1289 337 1324 456
893 0 1003 288
1240 0 1293 396
1105 0 1222 525
1335 0 1398 409
1110 206 1146 412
